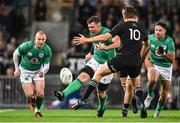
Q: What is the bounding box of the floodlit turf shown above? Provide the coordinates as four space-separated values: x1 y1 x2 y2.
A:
0 109 179 122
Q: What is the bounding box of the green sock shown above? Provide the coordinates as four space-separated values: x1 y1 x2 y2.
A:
63 79 83 96
147 87 154 97
155 101 164 112
36 97 44 110
98 95 108 111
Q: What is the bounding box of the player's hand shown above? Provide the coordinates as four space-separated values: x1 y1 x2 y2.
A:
158 46 165 54
14 69 21 77
99 44 107 50
85 53 92 61
73 34 87 45
38 71 44 78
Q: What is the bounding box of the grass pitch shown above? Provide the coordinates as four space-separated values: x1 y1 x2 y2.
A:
0 109 179 122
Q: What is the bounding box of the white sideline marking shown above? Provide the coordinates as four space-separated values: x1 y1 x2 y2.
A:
0 109 14 113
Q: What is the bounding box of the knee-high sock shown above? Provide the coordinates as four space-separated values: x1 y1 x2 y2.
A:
63 79 83 96
35 97 44 112
82 80 98 101
135 87 145 106
147 87 154 97
98 95 108 111
123 103 130 110
156 100 165 111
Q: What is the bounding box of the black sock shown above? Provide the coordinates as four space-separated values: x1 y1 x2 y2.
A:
82 80 98 101
132 96 136 103
124 103 130 109
28 95 35 103
135 87 144 106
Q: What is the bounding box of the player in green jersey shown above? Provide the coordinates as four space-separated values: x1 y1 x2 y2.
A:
13 31 52 118
53 16 120 117
144 22 175 117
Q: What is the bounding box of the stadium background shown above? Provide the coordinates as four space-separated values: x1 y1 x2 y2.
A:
0 0 180 110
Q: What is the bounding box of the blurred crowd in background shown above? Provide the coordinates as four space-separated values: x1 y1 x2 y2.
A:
0 0 180 75
0 0 180 108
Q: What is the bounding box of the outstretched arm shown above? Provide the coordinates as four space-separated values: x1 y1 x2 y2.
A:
73 33 112 45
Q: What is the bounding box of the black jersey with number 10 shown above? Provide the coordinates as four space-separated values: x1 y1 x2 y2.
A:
109 21 147 65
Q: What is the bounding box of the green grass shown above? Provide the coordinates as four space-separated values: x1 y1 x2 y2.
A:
0 109 180 122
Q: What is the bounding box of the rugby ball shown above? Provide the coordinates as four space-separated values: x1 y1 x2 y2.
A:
60 67 73 85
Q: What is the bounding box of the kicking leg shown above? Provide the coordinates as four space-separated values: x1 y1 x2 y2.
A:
53 66 94 101
72 63 112 109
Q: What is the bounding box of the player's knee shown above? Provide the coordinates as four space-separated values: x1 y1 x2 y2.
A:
148 79 156 86
148 70 158 81
36 90 44 97
98 90 106 98
78 72 90 82
80 66 94 79
25 92 34 98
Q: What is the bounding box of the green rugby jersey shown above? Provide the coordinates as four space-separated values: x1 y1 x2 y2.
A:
148 34 175 67
18 40 52 71
90 27 116 64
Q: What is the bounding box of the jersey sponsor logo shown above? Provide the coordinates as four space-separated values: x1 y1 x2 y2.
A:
156 50 162 56
95 45 100 49
31 58 39 63
95 43 102 50
39 53 44 58
155 45 167 56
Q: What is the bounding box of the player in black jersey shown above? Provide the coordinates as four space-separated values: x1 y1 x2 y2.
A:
73 6 149 118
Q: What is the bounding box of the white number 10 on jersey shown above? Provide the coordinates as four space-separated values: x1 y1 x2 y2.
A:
129 28 140 40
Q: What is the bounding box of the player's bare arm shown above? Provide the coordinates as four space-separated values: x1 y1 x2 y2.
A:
99 35 120 50
164 52 175 63
13 49 21 77
73 33 112 45
141 40 150 61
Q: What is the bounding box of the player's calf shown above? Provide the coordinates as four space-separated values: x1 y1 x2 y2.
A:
131 96 138 114
28 96 36 110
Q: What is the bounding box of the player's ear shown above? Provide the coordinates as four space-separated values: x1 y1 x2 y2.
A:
164 28 167 34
